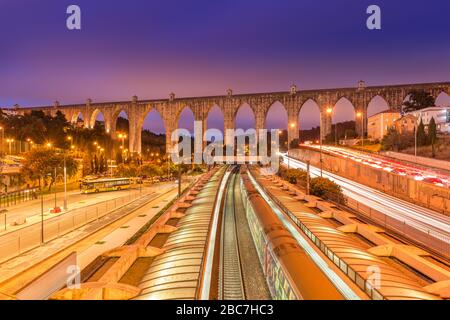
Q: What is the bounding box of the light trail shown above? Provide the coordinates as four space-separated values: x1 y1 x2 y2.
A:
281 154 450 243
308 145 450 188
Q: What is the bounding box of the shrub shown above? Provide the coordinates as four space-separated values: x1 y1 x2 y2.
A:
310 177 346 204
284 168 307 184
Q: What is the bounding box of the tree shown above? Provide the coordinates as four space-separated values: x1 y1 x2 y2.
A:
115 164 139 177
21 148 78 189
115 150 123 164
310 177 346 204
403 90 434 113
428 117 437 158
99 154 106 173
416 119 427 147
381 128 414 151
139 163 163 180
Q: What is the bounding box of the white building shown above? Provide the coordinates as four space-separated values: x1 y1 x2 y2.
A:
407 106 450 134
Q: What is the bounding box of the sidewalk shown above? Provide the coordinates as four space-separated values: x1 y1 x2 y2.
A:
0 182 184 295
0 186 157 234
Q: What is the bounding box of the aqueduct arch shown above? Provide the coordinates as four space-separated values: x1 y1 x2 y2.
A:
13 81 450 155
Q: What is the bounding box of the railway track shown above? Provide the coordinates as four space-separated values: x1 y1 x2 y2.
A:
218 170 246 300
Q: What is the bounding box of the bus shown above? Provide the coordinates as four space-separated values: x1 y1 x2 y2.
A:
80 177 141 194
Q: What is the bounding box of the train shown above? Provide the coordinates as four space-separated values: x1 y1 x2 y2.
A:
239 168 344 300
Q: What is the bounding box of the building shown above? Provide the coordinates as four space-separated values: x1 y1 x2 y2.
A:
394 114 417 135
407 106 450 134
367 110 401 140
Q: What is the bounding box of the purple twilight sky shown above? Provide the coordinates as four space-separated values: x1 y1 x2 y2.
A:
1 0 450 134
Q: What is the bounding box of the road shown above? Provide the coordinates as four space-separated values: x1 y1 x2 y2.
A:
281 154 450 243
307 145 450 188
0 182 184 296
0 185 155 227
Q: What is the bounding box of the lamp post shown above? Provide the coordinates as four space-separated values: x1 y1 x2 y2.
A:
288 122 296 169
319 107 333 177
0 127 4 156
6 138 14 155
414 116 420 163
40 176 44 243
54 167 57 209
118 133 127 163
167 155 170 179
356 111 364 147
63 155 67 211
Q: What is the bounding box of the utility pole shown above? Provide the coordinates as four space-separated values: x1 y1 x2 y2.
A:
40 176 44 243
414 117 418 163
319 137 323 177
63 154 68 211
54 167 57 209
306 161 311 195
178 165 181 198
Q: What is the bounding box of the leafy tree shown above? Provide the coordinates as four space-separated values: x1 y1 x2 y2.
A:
281 168 307 184
139 163 163 180
428 117 437 158
289 138 300 149
21 148 78 190
115 164 139 177
416 119 427 146
381 128 414 151
115 150 123 164
310 177 346 204
82 154 92 176
99 154 106 173
403 90 435 113
344 129 356 139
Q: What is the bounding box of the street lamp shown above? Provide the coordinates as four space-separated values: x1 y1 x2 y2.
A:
6 138 14 155
319 107 333 177
326 107 337 146
0 127 4 156
287 122 296 169
356 111 364 147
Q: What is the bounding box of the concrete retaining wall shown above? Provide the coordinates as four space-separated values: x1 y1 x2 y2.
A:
290 146 450 215
382 151 450 172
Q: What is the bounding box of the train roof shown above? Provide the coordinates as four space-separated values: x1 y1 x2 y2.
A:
249 168 444 300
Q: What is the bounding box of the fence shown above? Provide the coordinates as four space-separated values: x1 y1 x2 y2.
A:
0 189 145 264
0 188 40 208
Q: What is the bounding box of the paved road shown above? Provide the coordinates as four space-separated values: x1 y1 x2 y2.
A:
308 145 450 188
0 185 157 228
0 182 184 296
282 154 450 243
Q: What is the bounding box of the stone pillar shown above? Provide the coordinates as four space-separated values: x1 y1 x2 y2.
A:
193 114 207 162
287 109 299 147
128 96 141 155
84 99 92 128
224 105 235 148
165 122 175 155
320 107 332 142
355 105 367 138
255 109 265 134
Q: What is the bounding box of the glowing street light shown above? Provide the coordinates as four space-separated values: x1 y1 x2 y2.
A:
6 138 14 155
118 133 127 152
0 126 4 156
356 111 364 147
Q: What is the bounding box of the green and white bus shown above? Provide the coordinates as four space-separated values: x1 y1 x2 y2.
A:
81 177 137 194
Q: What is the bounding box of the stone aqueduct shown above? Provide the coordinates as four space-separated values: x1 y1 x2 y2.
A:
15 81 450 155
